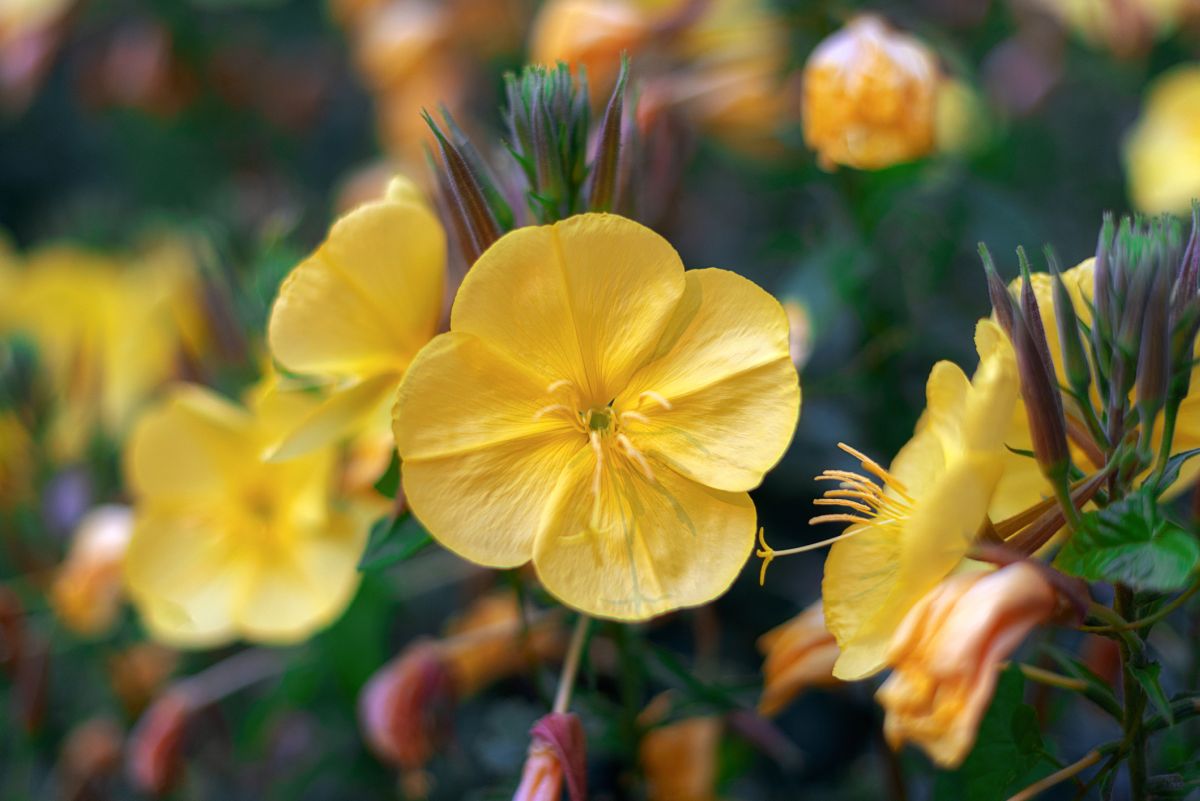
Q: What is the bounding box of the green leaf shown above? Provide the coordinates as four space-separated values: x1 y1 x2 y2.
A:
372 452 400 498
357 514 432 572
1154 447 1200 494
934 669 1055 801
1040 645 1123 719
1054 493 1200 592
1130 662 1174 725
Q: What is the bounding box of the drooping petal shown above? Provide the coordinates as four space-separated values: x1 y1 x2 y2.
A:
449 214 686 402
123 512 248 648
617 269 800 492
532 450 756 621
125 385 256 504
268 194 445 379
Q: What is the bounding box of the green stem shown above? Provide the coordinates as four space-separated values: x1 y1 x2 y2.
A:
553 615 590 715
1115 587 1149 800
1080 579 1200 634
1150 397 1181 488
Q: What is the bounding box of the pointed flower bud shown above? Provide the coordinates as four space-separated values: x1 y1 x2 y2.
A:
1015 251 1070 482
424 111 503 266
585 58 628 213
514 713 587 801
1170 202 1200 325
877 562 1059 767
1136 248 1172 424
1047 248 1092 400
979 244 1015 336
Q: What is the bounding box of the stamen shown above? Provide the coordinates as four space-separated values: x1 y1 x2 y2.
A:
813 497 874 515
534 403 574 420
617 434 655 482
639 390 673 411
619 410 651 425
546 379 574 395
837 442 914 502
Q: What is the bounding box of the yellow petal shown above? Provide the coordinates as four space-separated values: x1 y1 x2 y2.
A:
616 269 799 492
532 450 756 621
125 385 256 503
124 512 247 648
262 372 400 462
450 213 686 403
268 194 445 378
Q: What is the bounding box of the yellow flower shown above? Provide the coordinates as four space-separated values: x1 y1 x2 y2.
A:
123 383 367 647
1031 0 1188 57
802 15 940 171
818 319 1018 679
0 242 204 461
1125 64 1200 214
50 504 133 637
266 176 445 463
877 562 1059 767
394 213 800 621
529 0 650 92
757 600 840 716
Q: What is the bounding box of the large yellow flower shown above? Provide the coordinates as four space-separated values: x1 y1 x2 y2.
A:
393 213 800 621
1125 64 1200 214
0 242 204 460
266 176 445 463
820 319 1018 679
123 383 367 647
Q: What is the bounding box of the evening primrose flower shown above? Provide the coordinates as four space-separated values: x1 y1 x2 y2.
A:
394 213 800 621
1125 65 1200 214
802 15 940 171
877 562 1059 767
266 176 444 463
123 383 367 647
804 319 1018 679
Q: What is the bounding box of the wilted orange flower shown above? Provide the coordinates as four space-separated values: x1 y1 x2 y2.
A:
359 641 455 771
59 717 123 798
640 716 722 801
126 690 193 795
877 562 1059 767
802 15 940 171
50 505 133 637
758 600 840 717
514 713 587 801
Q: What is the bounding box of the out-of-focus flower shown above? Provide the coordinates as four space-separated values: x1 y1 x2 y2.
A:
640 716 722 801
530 0 649 91
935 78 990 156
439 592 564 696
59 718 123 801
108 644 179 716
126 690 193 796
514 713 587 801
1125 65 1200 214
0 411 32 508
77 19 195 118
981 33 1062 118
265 176 445 466
0 0 74 113
123 383 368 647
877 562 1059 767
758 600 840 716
50 504 133 637
802 15 941 171
0 241 206 461
1027 0 1192 58
394 214 800 620
816 320 1018 679
783 299 814 372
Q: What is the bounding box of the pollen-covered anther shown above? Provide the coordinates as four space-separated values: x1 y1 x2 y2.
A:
638 390 673 411
616 433 655 482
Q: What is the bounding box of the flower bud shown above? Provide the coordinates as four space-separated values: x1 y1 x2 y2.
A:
802 15 940 171
514 713 587 801
877 562 1059 767
1136 250 1172 423
59 718 123 800
49 504 132 637
585 58 628 213
126 690 194 795
425 111 504 265
640 716 721 801
1047 249 1092 400
757 600 840 717
358 641 456 771
1014 254 1071 482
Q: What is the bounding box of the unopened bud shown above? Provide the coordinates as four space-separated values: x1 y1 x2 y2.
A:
1136 253 1171 424
358 641 456 771
126 691 194 796
979 244 1015 336
514 713 587 801
1015 251 1071 481
425 111 503 266
585 58 628 213
1045 248 1092 399
1170 202 1200 325
1092 213 1116 382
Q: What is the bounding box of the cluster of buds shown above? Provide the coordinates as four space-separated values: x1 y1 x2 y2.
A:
426 60 674 269
983 204 1200 524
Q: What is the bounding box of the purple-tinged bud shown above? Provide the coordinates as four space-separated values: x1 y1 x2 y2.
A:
1092 214 1116 383
424 111 503 266
1046 246 1092 399
1171 202 1200 327
585 57 628 213
1014 253 1071 482
979 243 1015 336
1136 252 1171 424
514 713 587 801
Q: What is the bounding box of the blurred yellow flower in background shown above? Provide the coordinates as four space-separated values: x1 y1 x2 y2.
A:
757 599 840 716
123 383 368 647
877 562 1059 767
394 213 799 621
0 241 205 461
802 15 941 171
266 176 445 465
0 411 33 508
819 320 1018 679
1030 0 1194 58
1125 64 1200 214
50 504 133 637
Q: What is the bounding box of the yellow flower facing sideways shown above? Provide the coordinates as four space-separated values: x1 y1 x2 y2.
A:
266 175 445 464
1125 64 1200 214
393 213 800 621
123 382 368 647
818 319 1018 679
